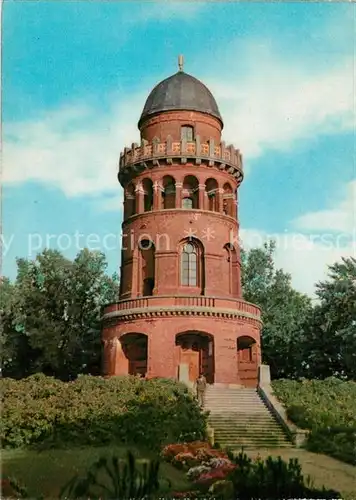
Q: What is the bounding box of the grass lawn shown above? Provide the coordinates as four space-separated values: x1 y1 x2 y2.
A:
4 445 356 499
2 445 191 499
245 448 356 500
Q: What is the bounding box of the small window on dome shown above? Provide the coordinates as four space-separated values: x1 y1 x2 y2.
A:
181 126 194 142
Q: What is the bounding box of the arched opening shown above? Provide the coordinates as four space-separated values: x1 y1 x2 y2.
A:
121 333 148 377
223 183 234 217
180 238 205 292
176 331 214 384
205 178 219 212
181 125 194 142
142 178 153 212
139 239 155 296
223 243 239 296
237 336 258 387
162 175 176 209
124 183 136 219
183 175 199 209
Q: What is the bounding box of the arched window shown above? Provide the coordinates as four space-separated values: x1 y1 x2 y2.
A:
182 197 193 209
181 242 197 286
223 243 239 297
140 239 155 296
205 178 219 212
223 183 234 217
142 178 153 212
181 125 194 141
162 175 176 209
183 175 199 208
124 182 136 219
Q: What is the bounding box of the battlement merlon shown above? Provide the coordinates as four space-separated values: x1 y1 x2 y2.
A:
118 136 243 186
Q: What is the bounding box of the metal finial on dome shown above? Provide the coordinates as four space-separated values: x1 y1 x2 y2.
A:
178 54 184 72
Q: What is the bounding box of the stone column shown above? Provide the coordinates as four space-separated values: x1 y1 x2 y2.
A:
214 332 239 384
131 251 139 297
114 337 129 375
147 327 176 379
218 188 224 213
198 184 205 210
153 180 162 211
175 182 183 209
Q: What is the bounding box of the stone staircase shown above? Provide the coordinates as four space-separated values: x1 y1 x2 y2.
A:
205 385 292 449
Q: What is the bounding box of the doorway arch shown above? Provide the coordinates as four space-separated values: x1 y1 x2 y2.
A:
120 333 148 377
237 335 258 387
175 331 214 384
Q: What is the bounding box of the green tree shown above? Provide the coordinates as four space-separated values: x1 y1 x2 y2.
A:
1 276 35 378
241 241 312 379
302 257 356 380
1 249 119 380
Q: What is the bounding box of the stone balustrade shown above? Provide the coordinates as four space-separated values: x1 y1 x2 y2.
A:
118 136 243 181
104 294 261 321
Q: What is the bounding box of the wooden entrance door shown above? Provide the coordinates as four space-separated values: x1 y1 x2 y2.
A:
238 347 257 387
180 348 200 382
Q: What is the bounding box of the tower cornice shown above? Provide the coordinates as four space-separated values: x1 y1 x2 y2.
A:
118 136 243 187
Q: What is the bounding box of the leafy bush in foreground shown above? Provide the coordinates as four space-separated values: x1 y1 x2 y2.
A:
272 377 356 465
1 374 207 450
59 451 163 499
225 450 341 499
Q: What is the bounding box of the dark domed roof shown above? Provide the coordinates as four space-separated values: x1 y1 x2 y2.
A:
138 71 223 128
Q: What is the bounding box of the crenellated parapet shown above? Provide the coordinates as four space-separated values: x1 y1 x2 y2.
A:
118 135 243 186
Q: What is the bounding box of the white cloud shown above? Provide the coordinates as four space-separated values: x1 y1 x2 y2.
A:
97 193 124 213
293 180 355 234
240 227 355 297
208 54 353 160
3 96 143 197
241 179 355 297
3 38 353 199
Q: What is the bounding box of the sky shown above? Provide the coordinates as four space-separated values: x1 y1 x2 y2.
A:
2 0 355 297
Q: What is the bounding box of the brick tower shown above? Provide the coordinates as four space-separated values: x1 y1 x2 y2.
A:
102 57 262 387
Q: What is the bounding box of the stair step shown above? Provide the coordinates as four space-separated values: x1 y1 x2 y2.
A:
216 437 289 441
207 408 270 411
203 385 292 449
209 416 278 421
216 439 290 445
214 429 286 439
210 424 283 431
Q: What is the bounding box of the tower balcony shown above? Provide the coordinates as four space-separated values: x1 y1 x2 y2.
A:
118 136 243 185
103 294 261 324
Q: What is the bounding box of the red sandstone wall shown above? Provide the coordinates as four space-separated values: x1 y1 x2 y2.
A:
120 164 240 300
140 110 222 143
120 208 240 299
102 106 261 386
102 315 260 385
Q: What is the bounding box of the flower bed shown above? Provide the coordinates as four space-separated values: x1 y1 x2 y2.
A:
161 441 236 492
162 441 343 499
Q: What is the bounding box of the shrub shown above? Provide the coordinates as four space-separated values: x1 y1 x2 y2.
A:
272 378 356 465
226 450 342 499
1 374 207 450
59 451 163 499
164 442 342 499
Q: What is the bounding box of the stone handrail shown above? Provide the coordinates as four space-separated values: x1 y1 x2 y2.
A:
104 294 261 319
258 365 309 447
119 136 243 172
